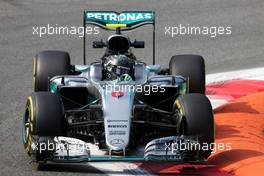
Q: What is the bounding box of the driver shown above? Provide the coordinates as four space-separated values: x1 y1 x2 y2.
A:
103 54 135 80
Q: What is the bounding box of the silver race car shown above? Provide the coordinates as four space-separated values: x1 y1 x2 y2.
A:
23 11 214 163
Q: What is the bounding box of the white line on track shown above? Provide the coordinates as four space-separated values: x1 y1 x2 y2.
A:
89 162 150 175
206 67 264 84
206 67 264 108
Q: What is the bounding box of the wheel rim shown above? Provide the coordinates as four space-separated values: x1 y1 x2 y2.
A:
179 118 186 136
22 106 30 144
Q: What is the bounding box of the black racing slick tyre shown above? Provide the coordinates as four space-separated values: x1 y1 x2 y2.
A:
174 94 214 159
169 55 205 94
34 50 70 91
23 92 67 159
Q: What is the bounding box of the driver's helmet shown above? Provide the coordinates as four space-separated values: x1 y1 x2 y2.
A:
103 54 135 80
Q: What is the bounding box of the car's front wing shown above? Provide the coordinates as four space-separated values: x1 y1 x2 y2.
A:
31 136 205 163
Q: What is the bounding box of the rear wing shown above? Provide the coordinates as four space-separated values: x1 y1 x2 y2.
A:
84 11 155 30
83 11 156 64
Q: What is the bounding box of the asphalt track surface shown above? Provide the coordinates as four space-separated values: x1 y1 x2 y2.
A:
0 0 263 175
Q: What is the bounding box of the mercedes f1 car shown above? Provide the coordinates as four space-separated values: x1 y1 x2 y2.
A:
23 11 214 163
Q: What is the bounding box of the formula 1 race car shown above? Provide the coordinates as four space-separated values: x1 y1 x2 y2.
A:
22 11 214 163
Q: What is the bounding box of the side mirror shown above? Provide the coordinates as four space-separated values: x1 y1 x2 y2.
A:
131 40 145 48
92 40 106 48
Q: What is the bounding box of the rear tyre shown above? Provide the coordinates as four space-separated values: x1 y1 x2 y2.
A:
34 50 70 91
23 92 67 161
174 93 214 159
169 55 205 94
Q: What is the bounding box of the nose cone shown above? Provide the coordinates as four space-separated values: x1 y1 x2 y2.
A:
101 85 135 151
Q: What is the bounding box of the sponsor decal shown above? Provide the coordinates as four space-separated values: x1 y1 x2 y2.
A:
110 139 125 145
109 130 126 135
86 12 153 25
111 91 124 98
108 124 127 128
107 119 128 123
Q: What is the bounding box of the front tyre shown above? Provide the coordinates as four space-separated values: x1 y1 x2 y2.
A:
23 92 67 161
174 93 214 159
